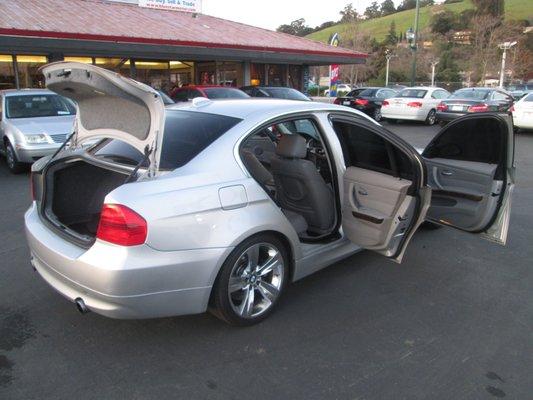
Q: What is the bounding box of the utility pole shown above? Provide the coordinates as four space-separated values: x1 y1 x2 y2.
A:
385 50 395 87
408 0 420 87
430 60 439 87
499 41 517 88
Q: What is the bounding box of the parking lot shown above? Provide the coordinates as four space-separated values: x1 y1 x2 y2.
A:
1 122 532 399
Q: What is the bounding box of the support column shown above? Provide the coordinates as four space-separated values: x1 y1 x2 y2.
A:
12 55 19 90
130 59 137 80
243 61 251 86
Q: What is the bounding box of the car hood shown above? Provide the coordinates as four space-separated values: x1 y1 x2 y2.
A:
7 115 75 135
41 61 165 172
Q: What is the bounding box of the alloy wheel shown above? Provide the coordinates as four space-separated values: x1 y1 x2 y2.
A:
227 243 284 319
6 144 15 169
426 110 436 125
374 108 382 122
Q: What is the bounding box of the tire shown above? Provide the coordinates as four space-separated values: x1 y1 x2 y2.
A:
373 107 382 122
210 234 289 326
4 141 25 174
425 109 437 126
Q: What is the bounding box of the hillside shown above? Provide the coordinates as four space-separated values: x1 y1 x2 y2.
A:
307 0 532 43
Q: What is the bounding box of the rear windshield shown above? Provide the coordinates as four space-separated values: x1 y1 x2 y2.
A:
450 89 490 100
523 93 533 102
94 111 241 170
263 88 310 101
347 88 377 97
5 94 76 119
203 88 249 99
397 89 427 98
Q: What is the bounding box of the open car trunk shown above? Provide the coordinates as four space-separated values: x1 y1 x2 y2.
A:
42 158 132 245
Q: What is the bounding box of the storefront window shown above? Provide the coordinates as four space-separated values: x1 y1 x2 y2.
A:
16 55 47 88
197 62 216 85
288 65 302 90
267 64 286 87
251 63 265 86
64 56 94 64
217 62 242 87
170 61 193 92
93 58 131 78
0 55 16 90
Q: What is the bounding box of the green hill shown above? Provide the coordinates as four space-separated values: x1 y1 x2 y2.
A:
307 0 532 43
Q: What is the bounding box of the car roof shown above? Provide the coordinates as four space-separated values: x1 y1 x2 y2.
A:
0 88 54 97
166 98 350 120
243 86 300 90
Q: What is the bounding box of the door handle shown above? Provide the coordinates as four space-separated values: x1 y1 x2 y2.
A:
441 170 453 176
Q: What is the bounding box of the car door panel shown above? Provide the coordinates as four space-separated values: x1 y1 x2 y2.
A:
422 114 514 244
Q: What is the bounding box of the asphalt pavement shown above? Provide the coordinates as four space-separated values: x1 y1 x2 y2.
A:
1 121 532 399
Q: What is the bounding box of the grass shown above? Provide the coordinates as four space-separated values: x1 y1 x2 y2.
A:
307 0 533 43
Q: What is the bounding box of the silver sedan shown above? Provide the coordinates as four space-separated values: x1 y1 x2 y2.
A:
25 62 515 325
1 89 76 173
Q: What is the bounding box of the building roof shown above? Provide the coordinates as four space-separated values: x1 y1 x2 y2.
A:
0 0 366 65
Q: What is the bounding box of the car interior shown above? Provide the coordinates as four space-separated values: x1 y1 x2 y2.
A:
240 118 337 240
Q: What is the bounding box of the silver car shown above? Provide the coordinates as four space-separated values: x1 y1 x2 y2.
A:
1 89 76 173
25 63 515 325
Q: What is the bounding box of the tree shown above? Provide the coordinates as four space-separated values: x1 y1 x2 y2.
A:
397 0 417 12
436 50 461 83
430 10 456 35
340 3 359 23
276 18 313 37
380 0 396 16
472 0 505 18
364 1 381 19
384 20 398 45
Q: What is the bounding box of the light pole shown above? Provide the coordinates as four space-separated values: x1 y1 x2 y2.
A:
385 50 395 87
406 0 420 87
430 59 439 87
498 41 517 88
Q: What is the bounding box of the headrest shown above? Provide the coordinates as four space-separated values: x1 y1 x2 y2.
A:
276 134 307 158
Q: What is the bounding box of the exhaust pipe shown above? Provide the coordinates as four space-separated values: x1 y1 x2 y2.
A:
74 297 90 314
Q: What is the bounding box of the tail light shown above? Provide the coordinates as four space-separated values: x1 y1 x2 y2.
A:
407 101 423 108
96 204 147 246
468 103 489 113
382 100 390 107
333 98 341 105
437 102 448 112
509 105 515 112
355 98 369 106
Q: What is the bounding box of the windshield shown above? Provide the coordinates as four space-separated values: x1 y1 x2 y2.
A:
397 89 427 98
347 88 377 97
522 93 533 102
5 94 76 119
263 88 310 101
94 111 242 170
203 88 249 99
157 90 174 105
450 89 490 100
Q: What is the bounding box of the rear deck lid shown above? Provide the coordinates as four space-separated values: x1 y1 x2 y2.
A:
41 62 165 171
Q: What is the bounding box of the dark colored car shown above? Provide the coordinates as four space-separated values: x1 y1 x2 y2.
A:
436 87 514 123
240 86 311 101
156 90 174 105
170 85 249 102
334 87 398 121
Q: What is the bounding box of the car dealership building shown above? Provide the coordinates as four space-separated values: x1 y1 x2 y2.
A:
0 0 365 93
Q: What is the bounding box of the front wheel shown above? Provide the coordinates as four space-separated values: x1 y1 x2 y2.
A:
211 234 289 326
5 141 25 174
425 109 437 126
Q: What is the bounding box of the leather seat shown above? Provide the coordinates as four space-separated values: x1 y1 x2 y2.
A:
241 149 274 187
271 134 335 234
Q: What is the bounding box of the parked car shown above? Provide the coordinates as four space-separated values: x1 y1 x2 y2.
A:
511 92 533 131
240 86 311 101
26 62 515 326
0 89 76 173
436 87 514 124
156 90 175 105
334 87 398 121
381 87 450 125
507 83 533 99
170 85 249 102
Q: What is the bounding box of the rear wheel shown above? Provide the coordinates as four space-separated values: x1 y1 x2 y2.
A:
5 141 25 174
211 234 289 326
425 109 437 125
373 108 382 122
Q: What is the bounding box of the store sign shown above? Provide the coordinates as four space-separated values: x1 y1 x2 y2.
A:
138 0 202 13
329 33 340 97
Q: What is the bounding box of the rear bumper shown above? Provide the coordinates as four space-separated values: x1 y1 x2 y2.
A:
436 111 466 122
25 204 230 319
381 108 427 121
512 115 533 129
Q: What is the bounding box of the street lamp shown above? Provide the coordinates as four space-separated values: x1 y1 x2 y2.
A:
385 50 396 87
430 59 439 87
498 41 517 88
406 0 420 87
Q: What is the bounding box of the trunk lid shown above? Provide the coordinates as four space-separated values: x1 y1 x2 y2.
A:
40 62 165 173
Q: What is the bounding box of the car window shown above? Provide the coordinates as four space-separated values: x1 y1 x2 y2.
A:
202 88 249 99
450 89 490 100
522 93 533 102
432 90 447 99
384 90 396 98
173 89 188 102
347 88 377 97
94 111 242 170
188 89 204 99
397 89 427 99
5 94 76 119
263 88 309 101
276 118 319 139
331 120 413 179
424 118 503 164
492 91 510 101
376 90 388 99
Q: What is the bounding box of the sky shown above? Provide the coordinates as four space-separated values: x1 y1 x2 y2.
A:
201 0 407 30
